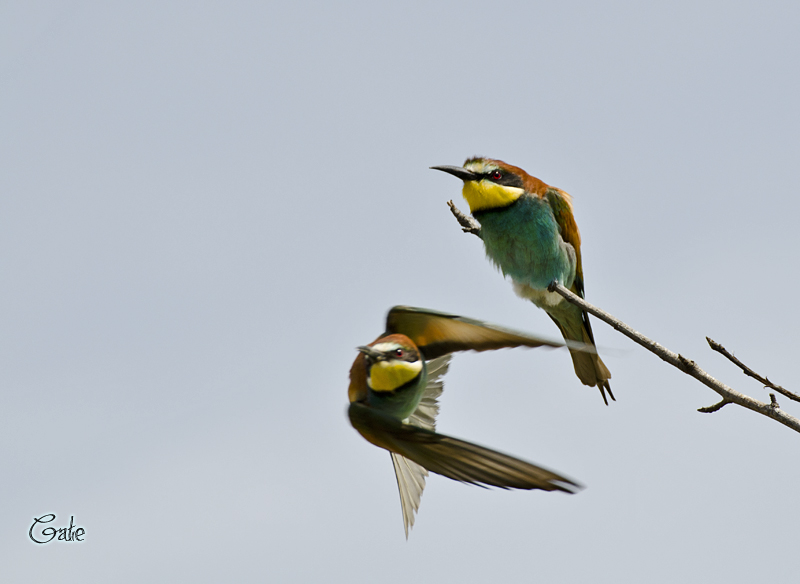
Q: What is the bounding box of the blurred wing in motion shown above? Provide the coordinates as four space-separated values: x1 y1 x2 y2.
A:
349 401 580 494
386 306 566 360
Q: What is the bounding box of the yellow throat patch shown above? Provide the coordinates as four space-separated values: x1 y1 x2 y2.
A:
462 180 523 213
368 359 423 392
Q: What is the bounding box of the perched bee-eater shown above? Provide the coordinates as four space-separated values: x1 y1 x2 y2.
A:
348 305 580 537
431 158 613 404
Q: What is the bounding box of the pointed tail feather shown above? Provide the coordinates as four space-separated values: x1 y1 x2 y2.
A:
546 309 613 404
391 452 428 539
386 354 452 537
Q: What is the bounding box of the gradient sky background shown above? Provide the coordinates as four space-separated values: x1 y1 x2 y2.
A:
2 1 800 582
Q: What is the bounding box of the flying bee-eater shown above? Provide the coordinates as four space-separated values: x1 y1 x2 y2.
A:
431 158 613 404
348 305 580 537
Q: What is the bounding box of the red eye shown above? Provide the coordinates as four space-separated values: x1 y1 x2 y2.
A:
491 170 502 180
394 348 404 357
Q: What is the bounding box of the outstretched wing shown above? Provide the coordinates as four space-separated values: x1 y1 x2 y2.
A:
385 306 564 360
348 402 580 494
389 355 450 538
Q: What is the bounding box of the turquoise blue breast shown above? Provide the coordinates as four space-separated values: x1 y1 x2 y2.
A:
476 194 576 290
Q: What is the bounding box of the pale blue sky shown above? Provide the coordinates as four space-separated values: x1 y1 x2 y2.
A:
2 1 799 582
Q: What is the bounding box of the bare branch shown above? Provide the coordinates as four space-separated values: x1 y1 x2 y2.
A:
698 399 731 413
447 200 481 237
447 201 800 433
546 281 800 434
706 337 800 403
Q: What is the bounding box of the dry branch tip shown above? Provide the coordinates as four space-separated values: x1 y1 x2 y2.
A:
447 200 482 237
698 399 731 413
544 282 800 433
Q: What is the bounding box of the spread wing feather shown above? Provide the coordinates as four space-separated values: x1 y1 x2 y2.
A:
386 306 564 360
349 402 580 496
405 355 449 431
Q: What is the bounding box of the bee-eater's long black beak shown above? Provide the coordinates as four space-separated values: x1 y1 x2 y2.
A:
430 165 478 182
357 346 386 361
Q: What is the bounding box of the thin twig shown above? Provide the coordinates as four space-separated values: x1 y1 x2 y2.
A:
706 337 800 403
446 200 800 433
546 281 800 434
698 399 731 413
447 200 482 237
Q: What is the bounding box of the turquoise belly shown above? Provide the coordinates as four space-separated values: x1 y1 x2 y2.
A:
476 195 575 290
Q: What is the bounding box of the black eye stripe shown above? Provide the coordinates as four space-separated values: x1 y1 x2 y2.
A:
482 171 523 188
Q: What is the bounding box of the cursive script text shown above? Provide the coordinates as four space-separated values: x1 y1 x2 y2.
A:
29 514 85 544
